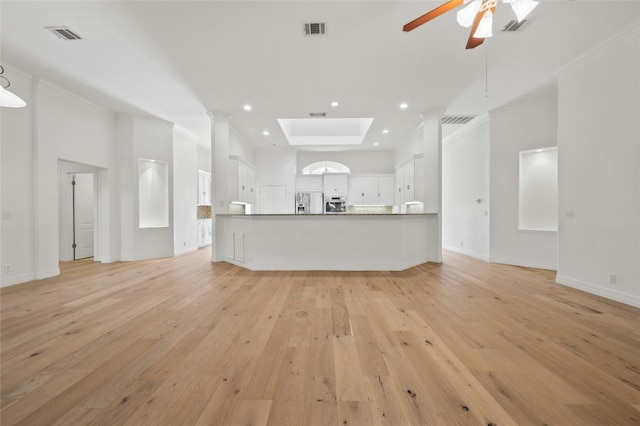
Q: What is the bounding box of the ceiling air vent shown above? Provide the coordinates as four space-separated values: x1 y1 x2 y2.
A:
304 22 326 36
442 115 477 125
502 19 528 32
46 26 83 41
309 112 327 117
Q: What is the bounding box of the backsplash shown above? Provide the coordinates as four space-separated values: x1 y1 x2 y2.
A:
347 205 394 214
197 205 212 219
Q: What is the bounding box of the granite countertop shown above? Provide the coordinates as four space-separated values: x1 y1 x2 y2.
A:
217 212 438 217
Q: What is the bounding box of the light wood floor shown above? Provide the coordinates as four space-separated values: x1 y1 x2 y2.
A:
1 249 639 425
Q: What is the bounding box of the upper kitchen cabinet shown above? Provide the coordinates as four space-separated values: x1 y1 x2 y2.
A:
229 157 255 204
323 173 348 196
348 175 394 206
197 170 212 206
395 158 425 204
295 175 323 192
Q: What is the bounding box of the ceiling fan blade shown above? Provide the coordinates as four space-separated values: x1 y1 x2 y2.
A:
403 0 464 32
465 0 495 49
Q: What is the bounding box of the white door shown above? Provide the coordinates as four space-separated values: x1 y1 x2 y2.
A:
73 173 95 259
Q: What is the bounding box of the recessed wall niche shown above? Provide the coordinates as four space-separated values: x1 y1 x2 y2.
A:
518 147 558 231
138 159 169 228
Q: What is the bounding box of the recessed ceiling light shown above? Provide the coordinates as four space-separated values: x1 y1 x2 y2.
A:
382 129 389 134
400 103 409 109
243 105 252 111
373 142 379 146
263 130 270 136
331 101 339 107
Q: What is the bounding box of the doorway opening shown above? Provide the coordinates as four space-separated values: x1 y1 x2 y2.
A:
58 160 99 262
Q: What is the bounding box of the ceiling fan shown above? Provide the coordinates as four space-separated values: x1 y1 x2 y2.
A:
403 0 539 49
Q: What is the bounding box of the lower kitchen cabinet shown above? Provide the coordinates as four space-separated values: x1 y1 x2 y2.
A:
197 218 212 247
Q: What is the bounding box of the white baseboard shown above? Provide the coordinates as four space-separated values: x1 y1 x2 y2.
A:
1 272 36 288
556 275 640 308
1 267 60 288
227 256 434 272
120 251 174 262
443 245 490 262
174 246 198 256
35 268 60 280
490 255 556 271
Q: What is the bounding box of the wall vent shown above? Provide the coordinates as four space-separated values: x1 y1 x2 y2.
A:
502 19 528 32
304 22 326 36
309 112 327 117
46 26 83 41
442 115 477 125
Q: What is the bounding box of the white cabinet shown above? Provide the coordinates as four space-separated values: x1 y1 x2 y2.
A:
348 175 395 206
396 161 416 204
377 176 395 205
197 170 211 206
229 158 255 204
295 175 323 192
197 218 212 247
323 173 349 196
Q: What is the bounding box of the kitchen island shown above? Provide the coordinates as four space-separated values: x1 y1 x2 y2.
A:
215 213 440 271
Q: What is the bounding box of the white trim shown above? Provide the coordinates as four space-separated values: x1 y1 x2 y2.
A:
490 255 556 271
553 19 640 80
1 272 37 288
37 79 115 116
174 124 200 141
556 275 640 309
490 94 555 117
120 251 174 262
443 245 490 262
35 267 60 280
225 257 435 272
174 246 198 256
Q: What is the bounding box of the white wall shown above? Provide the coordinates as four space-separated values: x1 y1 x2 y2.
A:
489 94 558 270
395 126 423 168
555 22 640 307
230 127 255 166
197 144 211 173
442 116 491 261
173 126 198 255
297 150 395 174
118 115 175 261
1 68 35 286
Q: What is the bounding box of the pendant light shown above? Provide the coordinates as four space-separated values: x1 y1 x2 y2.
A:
0 66 26 108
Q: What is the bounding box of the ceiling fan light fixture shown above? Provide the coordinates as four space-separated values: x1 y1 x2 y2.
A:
0 85 27 108
0 66 26 108
457 0 481 28
509 0 538 22
473 10 494 38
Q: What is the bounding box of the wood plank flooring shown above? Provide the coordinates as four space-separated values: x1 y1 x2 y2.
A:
1 248 639 425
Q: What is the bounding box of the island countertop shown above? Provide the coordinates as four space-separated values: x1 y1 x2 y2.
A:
216 212 438 217
215 213 441 271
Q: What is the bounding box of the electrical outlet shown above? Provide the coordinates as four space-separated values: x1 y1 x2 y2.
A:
608 273 617 285
3 264 11 272
565 210 574 219
460 241 464 247
2 211 11 220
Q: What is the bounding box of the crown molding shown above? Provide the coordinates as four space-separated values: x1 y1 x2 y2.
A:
553 19 640 80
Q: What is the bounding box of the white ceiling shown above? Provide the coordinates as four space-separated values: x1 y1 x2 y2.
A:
2 1 639 150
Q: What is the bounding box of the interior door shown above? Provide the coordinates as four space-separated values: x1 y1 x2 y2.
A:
73 173 95 259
